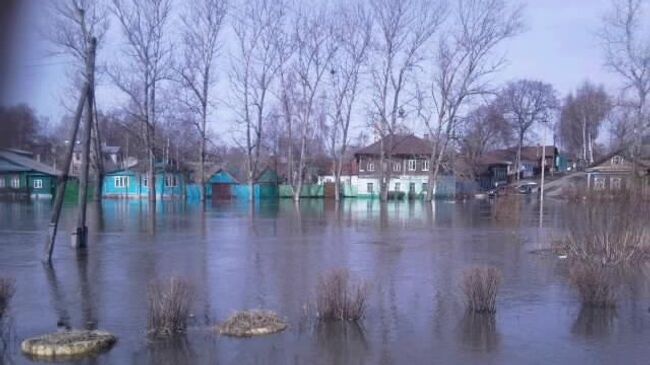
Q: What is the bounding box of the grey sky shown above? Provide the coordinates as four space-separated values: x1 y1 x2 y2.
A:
5 0 619 137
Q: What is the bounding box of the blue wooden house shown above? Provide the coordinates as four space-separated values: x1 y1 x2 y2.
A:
206 168 239 200
0 148 60 199
206 167 279 201
103 160 187 200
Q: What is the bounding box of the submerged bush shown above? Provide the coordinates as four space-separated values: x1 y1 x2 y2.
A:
569 263 617 308
562 194 649 266
0 278 15 320
218 310 287 337
316 269 368 322
147 277 194 336
462 266 502 313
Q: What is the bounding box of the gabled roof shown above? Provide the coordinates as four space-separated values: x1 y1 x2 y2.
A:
0 149 60 176
479 145 557 166
354 134 432 157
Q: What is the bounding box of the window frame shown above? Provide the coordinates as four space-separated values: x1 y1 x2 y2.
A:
394 182 401 191
610 177 622 190
367 161 375 172
10 175 20 189
407 159 416 171
593 177 606 191
422 159 430 171
393 162 401 172
33 179 43 189
0 178 5 188
114 176 128 188
367 182 374 193
165 174 177 187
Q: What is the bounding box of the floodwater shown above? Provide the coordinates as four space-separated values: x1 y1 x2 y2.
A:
0 198 649 364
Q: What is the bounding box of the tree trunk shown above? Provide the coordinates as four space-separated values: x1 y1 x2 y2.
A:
91 101 104 202
379 136 387 201
516 133 523 182
200 129 206 202
293 133 307 202
582 116 587 163
334 156 343 201
44 82 89 262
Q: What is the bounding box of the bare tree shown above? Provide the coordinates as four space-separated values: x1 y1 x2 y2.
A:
559 81 611 164
325 3 372 201
416 0 523 200
496 79 558 181
369 0 446 201
230 0 285 201
599 0 650 159
110 0 173 201
48 0 109 201
289 5 339 202
458 103 511 178
176 0 227 202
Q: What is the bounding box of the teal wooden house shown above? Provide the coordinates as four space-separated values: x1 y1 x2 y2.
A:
103 161 187 200
0 148 60 199
207 167 279 201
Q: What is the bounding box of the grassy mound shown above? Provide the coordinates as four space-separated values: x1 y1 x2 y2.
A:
21 329 117 359
218 310 287 337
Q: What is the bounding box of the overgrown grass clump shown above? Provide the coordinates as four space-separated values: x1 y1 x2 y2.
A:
462 266 501 314
0 278 15 320
147 277 194 337
218 310 287 337
315 269 368 322
569 263 616 308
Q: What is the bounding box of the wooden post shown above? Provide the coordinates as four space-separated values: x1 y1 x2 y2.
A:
91 97 104 201
44 83 89 262
73 37 97 248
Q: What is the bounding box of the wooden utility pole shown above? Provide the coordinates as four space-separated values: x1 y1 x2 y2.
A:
44 83 89 262
73 37 97 248
91 97 104 201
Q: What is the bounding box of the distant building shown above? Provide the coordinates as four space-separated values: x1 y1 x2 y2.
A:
0 148 60 199
71 142 124 176
585 139 650 193
351 134 455 199
102 160 187 200
477 145 558 189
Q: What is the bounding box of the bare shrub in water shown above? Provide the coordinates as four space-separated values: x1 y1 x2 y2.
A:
148 277 194 336
462 266 502 313
563 194 650 266
0 278 15 320
316 269 368 322
569 263 617 308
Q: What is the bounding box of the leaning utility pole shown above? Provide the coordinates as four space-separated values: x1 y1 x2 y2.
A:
73 37 97 248
44 84 89 262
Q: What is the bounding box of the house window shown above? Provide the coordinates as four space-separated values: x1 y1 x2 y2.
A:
0 178 5 188
142 177 148 187
422 159 430 171
611 156 623 165
358 159 365 172
393 162 401 172
10 175 20 189
593 177 605 191
422 182 428 192
394 182 401 191
114 176 128 188
33 179 43 189
407 159 416 171
409 183 415 193
165 174 177 187
367 161 375 172
610 177 622 190
367 183 374 193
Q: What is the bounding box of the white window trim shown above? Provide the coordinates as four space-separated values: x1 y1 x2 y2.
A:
422 159 430 172
407 159 416 171
33 179 43 189
393 162 401 172
593 177 605 191
142 176 148 187
367 162 375 172
367 182 374 193
11 175 20 189
0 178 5 188
114 176 128 188
610 177 622 190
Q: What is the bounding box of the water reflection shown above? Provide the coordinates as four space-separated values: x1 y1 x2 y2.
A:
571 307 617 339
139 336 196 365
458 312 500 352
43 263 71 330
313 322 370 364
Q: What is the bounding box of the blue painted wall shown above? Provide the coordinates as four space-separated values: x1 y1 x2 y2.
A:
103 170 186 199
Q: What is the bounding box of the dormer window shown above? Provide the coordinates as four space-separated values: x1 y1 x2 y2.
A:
612 156 623 165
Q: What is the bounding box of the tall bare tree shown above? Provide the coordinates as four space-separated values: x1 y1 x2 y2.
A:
417 0 523 200
599 0 650 159
325 3 372 201
176 0 227 202
496 79 558 181
290 5 339 202
559 81 611 164
369 0 446 201
48 0 109 201
110 0 173 201
231 0 285 201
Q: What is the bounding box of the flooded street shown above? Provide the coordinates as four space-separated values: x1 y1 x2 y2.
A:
1 199 649 364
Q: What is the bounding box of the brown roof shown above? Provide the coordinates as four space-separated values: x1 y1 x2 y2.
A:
354 135 432 157
479 146 557 166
